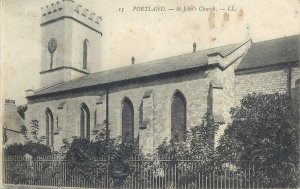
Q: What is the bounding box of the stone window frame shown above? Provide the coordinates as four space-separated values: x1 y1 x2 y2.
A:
121 96 134 141
45 107 54 149
80 103 90 140
170 89 187 141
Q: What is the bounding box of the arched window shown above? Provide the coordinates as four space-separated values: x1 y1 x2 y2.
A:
83 39 88 70
122 98 134 140
45 108 54 148
171 91 187 141
80 103 90 140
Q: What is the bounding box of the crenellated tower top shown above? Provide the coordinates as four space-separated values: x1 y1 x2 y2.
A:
41 0 102 34
40 0 102 88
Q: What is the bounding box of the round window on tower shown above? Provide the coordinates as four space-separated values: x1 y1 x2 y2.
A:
48 38 57 69
48 38 57 53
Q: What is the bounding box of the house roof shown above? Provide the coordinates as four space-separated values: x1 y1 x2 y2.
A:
237 35 300 71
3 103 24 132
29 42 240 97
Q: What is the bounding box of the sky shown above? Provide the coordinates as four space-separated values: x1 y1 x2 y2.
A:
1 0 299 105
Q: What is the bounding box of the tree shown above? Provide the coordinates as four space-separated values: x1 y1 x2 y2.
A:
217 93 299 187
17 104 27 119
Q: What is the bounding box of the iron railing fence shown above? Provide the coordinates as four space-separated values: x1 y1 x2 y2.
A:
2 155 296 189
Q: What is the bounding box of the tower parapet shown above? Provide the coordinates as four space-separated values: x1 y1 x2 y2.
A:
41 0 102 34
40 0 102 88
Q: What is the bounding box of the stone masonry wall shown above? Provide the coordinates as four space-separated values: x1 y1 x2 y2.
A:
27 65 299 153
291 67 300 89
26 94 102 151
206 56 245 145
26 69 210 153
235 69 288 105
107 70 210 153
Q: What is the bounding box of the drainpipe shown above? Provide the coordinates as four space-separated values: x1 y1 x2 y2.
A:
105 85 109 138
287 62 292 97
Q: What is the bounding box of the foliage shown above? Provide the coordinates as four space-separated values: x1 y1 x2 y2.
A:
30 120 41 143
155 114 220 181
17 104 27 119
127 115 220 188
65 129 141 187
6 158 33 185
20 124 29 141
189 114 219 162
4 143 26 156
157 114 219 161
4 142 52 157
21 120 45 144
5 120 51 157
6 93 299 187
4 119 52 184
217 93 300 187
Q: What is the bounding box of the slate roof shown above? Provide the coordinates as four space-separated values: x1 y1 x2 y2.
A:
29 35 300 98
29 43 240 97
237 35 300 70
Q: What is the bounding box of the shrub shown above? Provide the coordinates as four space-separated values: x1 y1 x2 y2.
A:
5 120 51 157
157 114 219 163
4 142 51 157
65 129 141 187
155 114 220 183
4 120 52 184
217 93 299 187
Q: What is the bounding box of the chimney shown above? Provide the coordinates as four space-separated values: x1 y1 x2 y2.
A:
131 56 135 64
193 42 196 53
26 89 35 97
5 99 15 105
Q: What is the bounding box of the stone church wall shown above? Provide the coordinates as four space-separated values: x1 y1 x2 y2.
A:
206 65 236 144
107 70 210 153
26 64 300 153
234 66 300 105
292 67 300 88
235 69 288 105
26 69 213 153
26 93 100 151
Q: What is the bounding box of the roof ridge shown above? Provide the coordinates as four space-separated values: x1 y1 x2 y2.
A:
28 40 249 97
85 42 239 77
237 34 299 71
252 34 300 44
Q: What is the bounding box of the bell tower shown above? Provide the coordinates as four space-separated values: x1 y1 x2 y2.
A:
40 0 102 87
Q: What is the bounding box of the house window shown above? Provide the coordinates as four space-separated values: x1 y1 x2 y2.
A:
83 39 88 70
171 91 187 141
122 98 134 140
45 108 54 148
80 103 90 140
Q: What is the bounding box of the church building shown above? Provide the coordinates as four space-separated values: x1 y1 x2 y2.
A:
25 0 300 153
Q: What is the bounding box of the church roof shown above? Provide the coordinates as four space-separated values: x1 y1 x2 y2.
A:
29 42 240 97
237 34 299 71
29 35 299 98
